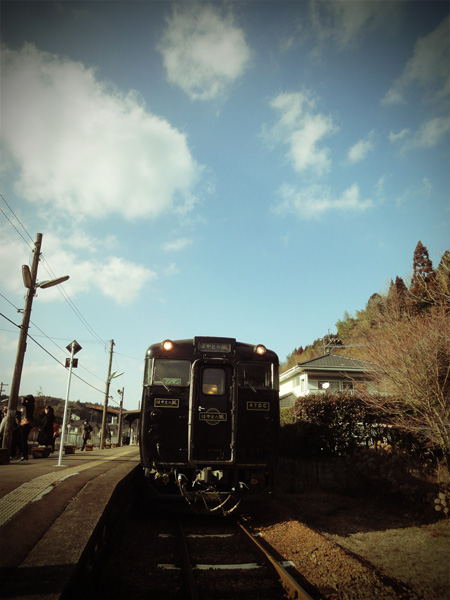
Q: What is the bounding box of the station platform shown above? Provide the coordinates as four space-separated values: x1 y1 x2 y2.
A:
0 445 141 600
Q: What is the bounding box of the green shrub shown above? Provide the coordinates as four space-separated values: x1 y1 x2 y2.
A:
284 392 430 459
280 406 295 426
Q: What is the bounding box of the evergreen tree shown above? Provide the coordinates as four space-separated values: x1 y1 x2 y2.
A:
387 276 409 314
410 241 436 313
435 250 450 307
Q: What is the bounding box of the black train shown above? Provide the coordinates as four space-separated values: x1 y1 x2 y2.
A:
140 337 279 514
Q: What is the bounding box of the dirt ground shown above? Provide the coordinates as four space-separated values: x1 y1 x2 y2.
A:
248 491 450 600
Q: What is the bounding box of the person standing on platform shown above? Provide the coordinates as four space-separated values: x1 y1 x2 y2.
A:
38 405 55 448
51 420 60 453
81 420 93 450
19 394 35 461
0 407 7 446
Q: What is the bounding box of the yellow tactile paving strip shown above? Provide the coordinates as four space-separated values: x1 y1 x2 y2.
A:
0 447 138 528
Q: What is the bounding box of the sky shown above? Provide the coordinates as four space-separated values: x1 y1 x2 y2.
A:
1 1 449 412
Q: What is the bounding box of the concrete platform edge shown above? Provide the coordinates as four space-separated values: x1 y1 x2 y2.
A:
1 454 140 600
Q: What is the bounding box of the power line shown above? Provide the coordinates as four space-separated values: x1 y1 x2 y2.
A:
1 193 107 349
0 194 34 248
26 331 105 395
114 351 142 362
0 292 21 312
0 311 105 395
1 290 106 385
39 254 107 348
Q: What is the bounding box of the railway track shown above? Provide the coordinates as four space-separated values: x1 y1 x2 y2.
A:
94 507 317 599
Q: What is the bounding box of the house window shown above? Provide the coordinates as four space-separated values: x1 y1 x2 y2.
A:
342 381 354 391
318 381 330 390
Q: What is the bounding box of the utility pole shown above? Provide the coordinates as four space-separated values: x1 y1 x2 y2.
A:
2 233 42 460
100 340 114 449
1 234 69 462
0 382 9 398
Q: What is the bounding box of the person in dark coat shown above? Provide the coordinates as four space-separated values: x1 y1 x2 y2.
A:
38 405 55 447
19 394 35 461
81 420 93 450
51 420 60 453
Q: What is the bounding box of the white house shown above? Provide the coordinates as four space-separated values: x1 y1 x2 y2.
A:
280 353 372 408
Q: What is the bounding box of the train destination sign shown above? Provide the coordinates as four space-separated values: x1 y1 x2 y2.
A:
198 342 231 353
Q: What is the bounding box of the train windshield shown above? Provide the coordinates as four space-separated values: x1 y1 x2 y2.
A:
202 368 225 395
151 359 191 387
238 362 276 390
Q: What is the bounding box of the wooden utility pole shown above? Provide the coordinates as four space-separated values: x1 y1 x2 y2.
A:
2 233 42 461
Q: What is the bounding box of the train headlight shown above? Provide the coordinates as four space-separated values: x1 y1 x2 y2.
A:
162 339 174 351
255 344 266 355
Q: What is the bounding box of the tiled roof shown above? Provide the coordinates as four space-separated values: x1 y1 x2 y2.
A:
297 353 369 371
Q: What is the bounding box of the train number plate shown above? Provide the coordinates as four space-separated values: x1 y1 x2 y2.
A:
154 398 179 408
246 401 270 411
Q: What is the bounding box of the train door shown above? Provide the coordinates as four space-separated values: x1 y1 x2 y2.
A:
189 362 234 463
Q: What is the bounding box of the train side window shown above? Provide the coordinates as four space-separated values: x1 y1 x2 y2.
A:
152 359 190 386
238 363 273 389
202 368 225 395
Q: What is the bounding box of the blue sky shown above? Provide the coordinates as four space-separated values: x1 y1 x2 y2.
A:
1 1 449 411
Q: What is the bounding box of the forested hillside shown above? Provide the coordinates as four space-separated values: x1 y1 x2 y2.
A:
281 240 450 468
282 241 450 371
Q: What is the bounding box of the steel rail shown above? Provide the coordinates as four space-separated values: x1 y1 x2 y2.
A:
177 519 199 600
238 521 315 600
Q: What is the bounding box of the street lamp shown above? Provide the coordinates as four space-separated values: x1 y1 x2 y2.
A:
100 369 123 449
2 233 69 462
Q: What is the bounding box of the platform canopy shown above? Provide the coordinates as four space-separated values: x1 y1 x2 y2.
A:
85 403 140 424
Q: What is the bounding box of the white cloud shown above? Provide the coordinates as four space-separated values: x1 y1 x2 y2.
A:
381 15 449 106
0 44 202 221
411 116 450 149
273 183 372 220
347 132 375 163
0 228 156 305
162 237 193 252
388 128 410 143
0 232 32 295
266 92 336 174
309 1 401 48
90 256 156 305
164 263 179 277
375 174 389 201
157 3 251 101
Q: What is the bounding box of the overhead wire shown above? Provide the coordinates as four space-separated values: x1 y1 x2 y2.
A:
38 254 107 348
1 193 107 349
0 194 115 396
0 310 105 394
0 293 106 387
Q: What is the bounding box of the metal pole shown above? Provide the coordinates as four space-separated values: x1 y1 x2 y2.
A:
118 387 124 447
2 233 42 462
100 339 114 449
57 342 76 466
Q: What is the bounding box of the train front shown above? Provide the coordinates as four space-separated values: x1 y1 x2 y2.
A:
140 337 279 515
